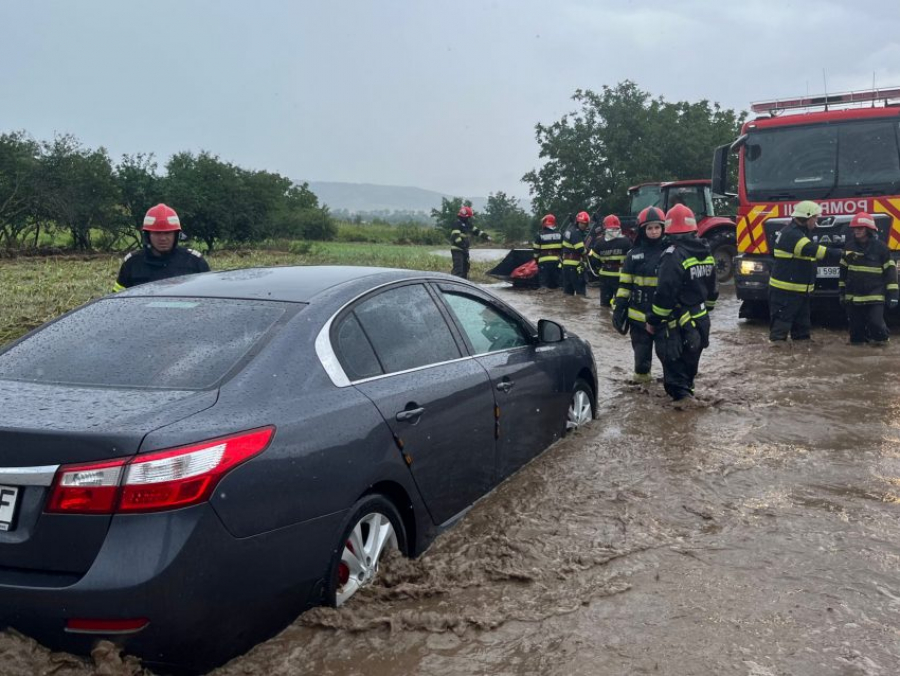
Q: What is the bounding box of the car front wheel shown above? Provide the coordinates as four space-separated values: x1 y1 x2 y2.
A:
326 494 406 607
566 378 594 433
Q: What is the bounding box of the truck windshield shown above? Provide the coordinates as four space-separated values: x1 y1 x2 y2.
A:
744 118 900 201
629 185 663 215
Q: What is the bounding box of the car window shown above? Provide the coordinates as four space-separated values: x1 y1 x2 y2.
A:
334 312 383 380
0 297 289 390
353 284 460 373
441 292 529 354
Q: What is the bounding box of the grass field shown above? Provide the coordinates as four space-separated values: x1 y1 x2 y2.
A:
0 243 496 345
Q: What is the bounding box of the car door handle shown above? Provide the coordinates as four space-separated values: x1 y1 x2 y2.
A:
496 380 515 393
395 407 425 423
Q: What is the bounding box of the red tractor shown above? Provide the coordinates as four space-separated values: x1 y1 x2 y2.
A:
624 180 738 282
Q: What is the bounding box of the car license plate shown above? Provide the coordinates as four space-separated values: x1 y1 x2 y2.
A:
0 485 19 531
817 266 840 279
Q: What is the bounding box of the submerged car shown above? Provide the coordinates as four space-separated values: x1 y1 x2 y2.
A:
0 266 596 672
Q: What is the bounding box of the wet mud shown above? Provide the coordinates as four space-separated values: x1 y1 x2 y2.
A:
5 286 900 675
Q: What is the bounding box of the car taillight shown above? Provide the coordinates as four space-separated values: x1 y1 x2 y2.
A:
46 427 274 515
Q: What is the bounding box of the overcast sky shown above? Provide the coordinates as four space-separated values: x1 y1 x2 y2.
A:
3 0 899 199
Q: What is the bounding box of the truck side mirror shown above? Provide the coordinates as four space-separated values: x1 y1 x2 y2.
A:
712 144 731 197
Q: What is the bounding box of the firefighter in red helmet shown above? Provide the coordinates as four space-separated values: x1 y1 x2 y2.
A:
113 204 210 291
613 206 667 383
840 211 898 344
589 214 632 307
646 204 718 403
533 214 563 289
560 211 591 295
449 205 491 279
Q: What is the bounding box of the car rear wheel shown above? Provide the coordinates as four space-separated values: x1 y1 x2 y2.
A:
326 494 406 607
566 379 594 433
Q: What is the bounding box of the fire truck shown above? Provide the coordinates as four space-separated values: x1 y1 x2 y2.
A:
624 180 737 282
712 87 900 316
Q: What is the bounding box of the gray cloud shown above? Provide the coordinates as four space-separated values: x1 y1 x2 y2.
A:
2 0 898 198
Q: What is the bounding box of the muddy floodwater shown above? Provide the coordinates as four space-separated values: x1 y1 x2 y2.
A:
4 286 900 675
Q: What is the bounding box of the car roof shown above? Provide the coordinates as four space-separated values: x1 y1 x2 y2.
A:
115 265 464 303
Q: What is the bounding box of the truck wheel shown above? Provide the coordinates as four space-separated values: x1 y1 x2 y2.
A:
706 232 737 283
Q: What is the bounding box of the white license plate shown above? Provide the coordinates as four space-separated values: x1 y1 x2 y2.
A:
817 266 840 279
0 485 19 531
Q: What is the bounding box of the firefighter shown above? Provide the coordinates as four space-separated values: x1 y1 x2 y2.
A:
533 214 562 289
839 211 899 344
561 211 590 295
768 200 843 341
613 206 667 383
113 203 210 291
449 205 491 279
589 215 632 307
646 204 718 402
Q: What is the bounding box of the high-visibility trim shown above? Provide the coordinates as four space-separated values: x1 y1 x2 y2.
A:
691 309 708 319
794 237 811 257
112 282 126 293
769 277 814 293
888 284 899 290
848 264 884 274
682 255 716 270
840 259 849 267
838 281 846 288
619 273 634 283
652 304 672 317
598 270 620 277
538 255 560 263
616 288 632 299
774 249 816 262
815 246 827 261
885 260 897 269
540 243 563 250
633 276 658 287
848 294 885 303
628 308 647 322
561 259 581 267
678 312 692 327
706 299 717 307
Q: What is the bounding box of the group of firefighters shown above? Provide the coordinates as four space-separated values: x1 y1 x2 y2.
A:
449 199 900 405
115 200 899 406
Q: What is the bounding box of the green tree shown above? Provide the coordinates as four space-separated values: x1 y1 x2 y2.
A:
482 191 531 244
0 131 42 248
523 81 745 218
39 135 121 250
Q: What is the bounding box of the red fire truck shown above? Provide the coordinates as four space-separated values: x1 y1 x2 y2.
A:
712 87 900 316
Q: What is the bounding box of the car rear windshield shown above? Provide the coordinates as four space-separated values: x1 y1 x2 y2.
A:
744 118 900 201
0 297 290 390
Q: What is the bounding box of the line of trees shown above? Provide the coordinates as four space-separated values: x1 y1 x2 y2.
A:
0 132 335 252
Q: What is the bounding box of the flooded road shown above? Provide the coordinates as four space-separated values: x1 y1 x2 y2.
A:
4 286 900 675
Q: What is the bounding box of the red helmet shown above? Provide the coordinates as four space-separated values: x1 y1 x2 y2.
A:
458 206 474 219
850 212 877 231
142 204 182 232
637 206 666 228
575 211 590 224
541 214 557 227
602 214 621 229
664 204 697 234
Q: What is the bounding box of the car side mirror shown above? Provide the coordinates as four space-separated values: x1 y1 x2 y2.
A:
537 319 565 343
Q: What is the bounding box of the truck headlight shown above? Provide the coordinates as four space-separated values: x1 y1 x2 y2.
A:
739 260 766 275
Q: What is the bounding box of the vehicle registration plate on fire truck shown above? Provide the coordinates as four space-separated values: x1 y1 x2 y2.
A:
0 485 19 531
817 267 840 279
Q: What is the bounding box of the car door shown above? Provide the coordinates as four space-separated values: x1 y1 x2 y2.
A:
435 284 566 481
334 282 496 525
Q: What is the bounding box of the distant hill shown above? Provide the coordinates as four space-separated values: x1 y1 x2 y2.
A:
305 181 487 213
